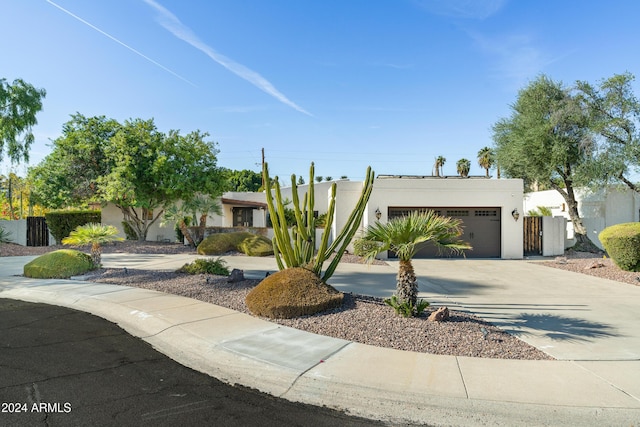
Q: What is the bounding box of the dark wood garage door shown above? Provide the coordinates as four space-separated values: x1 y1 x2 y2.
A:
387 207 501 258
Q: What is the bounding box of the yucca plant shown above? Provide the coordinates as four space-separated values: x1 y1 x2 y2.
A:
356 210 471 316
62 223 123 266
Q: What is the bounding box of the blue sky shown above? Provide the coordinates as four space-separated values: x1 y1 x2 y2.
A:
2 0 639 181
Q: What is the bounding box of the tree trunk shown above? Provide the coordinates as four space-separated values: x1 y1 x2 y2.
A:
180 221 196 247
550 181 599 252
91 243 101 266
396 259 418 307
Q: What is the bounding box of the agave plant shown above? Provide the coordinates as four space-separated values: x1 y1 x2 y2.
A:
62 223 123 266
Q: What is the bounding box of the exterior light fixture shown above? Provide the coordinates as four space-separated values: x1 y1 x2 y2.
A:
511 208 520 222
375 208 382 220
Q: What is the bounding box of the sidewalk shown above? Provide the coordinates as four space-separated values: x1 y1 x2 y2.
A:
1 254 639 426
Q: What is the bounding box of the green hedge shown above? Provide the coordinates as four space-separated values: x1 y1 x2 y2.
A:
599 222 640 272
45 210 101 244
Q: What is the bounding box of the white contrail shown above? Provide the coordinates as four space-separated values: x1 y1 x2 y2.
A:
45 0 196 87
142 0 312 116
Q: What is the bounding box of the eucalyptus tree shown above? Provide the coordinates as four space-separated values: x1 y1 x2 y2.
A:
492 75 597 250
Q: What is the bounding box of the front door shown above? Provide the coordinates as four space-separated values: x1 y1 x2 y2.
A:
233 207 253 227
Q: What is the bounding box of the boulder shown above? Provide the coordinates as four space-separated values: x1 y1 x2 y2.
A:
427 306 450 322
227 268 245 283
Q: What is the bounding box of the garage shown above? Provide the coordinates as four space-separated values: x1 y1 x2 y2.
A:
387 207 501 258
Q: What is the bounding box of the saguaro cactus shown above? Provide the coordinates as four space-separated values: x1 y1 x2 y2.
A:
263 162 374 282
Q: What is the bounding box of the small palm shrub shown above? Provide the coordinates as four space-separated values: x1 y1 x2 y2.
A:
62 223 124 266
177 258 230 276
0 227 13 244
384 295 430 318
599 223 640 271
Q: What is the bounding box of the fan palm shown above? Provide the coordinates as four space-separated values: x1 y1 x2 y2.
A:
357 211 471 311
456 158 471 177
477 147 494 177
62 223 123 266
433 156 446 177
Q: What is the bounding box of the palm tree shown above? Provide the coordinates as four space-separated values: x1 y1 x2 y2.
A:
189 194 222 243
477 147 494 177
456 158 471 177
357 211 471 314
62 223 123 266
433 156 446 177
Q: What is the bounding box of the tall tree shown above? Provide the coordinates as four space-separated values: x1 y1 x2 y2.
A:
575 72 640 192
223 168 262 192
492 75 597 250
29 114 120 208
477 147 494 177
456 158 471 177
30 115 226 241
433 156 446 177
0 78 46 164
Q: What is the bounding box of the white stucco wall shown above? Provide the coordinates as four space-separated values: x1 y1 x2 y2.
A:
368 177 524 259
525 187 640 250
0 219 27 245
101 204 178 242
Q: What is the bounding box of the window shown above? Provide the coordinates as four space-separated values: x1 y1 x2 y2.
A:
475 210 497 217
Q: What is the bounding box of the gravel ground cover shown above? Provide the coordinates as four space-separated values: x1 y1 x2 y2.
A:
4 240 636 360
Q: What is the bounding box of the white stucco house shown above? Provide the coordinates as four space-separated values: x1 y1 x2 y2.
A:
524 186 640 250
100 175 525 259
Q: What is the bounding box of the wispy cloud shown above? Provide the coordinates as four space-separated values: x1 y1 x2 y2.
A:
469 31 557 88
414 0 507 20
142 0 312 116
45 0 196 86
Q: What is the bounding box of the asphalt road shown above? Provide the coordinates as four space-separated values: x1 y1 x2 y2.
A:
0 298 393 427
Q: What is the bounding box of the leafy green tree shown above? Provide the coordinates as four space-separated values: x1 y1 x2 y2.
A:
356 211 470 316
492 75 597 250
575 72 640 192
0 78 46 164
456 158 471 177
29 114 120 208
223 168 262 192
477 147 494 177
62 223 123 266
30 115 226 241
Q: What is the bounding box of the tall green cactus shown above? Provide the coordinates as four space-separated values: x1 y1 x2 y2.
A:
263 162 374 282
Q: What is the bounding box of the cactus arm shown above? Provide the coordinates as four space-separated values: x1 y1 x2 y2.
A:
322 167 375 281
313 183 336 275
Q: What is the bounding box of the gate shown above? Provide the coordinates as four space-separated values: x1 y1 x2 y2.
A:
523 216 542 255
27 216 49 247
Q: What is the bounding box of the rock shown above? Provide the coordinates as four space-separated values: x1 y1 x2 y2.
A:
585 261 605 269
227 268 245 282
555 256 568 264
428 306 450 322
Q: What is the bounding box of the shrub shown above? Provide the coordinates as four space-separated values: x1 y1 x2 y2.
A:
0 226 13 244
352 237 381 258
237 234 273 256
599 223 640 271
45 210 101 243
245 267 344 319
197 232 273 256
24 249 95 279
384 295 429 317
177 258 230 276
